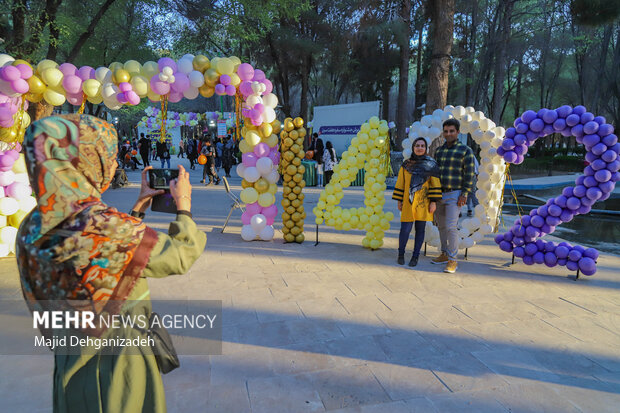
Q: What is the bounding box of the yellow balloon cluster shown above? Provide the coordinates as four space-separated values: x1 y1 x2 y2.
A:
280 117 307 243
314 116 394 250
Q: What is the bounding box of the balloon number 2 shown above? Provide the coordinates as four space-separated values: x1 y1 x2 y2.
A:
495 106 619 275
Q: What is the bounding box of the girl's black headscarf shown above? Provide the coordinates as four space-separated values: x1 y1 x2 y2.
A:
402 137 439 203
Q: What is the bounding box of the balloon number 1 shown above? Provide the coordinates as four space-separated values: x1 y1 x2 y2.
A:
495 106 619 275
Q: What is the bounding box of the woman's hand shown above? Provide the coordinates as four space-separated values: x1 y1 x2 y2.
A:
428 201 437 214
132 166 165 213
170 165 192 212
397 201 402 211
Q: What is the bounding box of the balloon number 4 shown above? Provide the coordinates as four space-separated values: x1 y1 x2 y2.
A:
495 106 618 275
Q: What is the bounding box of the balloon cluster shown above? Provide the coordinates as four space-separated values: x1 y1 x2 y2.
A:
315 116 394 250
280 117 307 243
237 63 278 126
0 145 36 256
237 120 282 241
138 109 227 128
495 106 618 275
406 106 507 250
0 94 30 142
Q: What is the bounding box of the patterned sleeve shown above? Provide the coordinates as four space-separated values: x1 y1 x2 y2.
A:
392 167 405 201
461 147 476 194
428 176 442 201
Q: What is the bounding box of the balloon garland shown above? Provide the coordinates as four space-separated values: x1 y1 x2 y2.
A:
0 146 36 257
137 108 234 128
280 117 307 243
404 106 507 251
495 106 618 275
315 116 394 250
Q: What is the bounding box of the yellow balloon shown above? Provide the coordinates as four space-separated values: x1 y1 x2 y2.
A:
193 55 210 72
41 68 63 88
259 123 273 138
369 116 380 129
198 84 215 98
265 134 278 147
82 79 101 98
146 89 161 102
268 183 277 194
229 73 241 86
298 128 306 138
36 59 58 74
27 75 46 94
130 75 148 97
8 210 29 228
141 61 159 78
204 68 219 86
241 179 253 189
378 124 389 135
20 111 31 129
25 92 43 103
245 130 261 147
113 69 131 83
240 188 259 204
43 87 66 106
293 117 304 128
108 62 124 72
254 178 269 193
271 120 282 134
239 139 251 153
215 57 234 75
12 59 32 68
229 55 242 68
284 233 295 243
258 193 274 207
124 60 142 74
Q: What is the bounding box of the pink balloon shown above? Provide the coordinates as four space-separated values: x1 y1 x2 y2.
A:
219 74 231 86
6 149 20 160
157 57 177 72
251 117 262 126
237 63 254 81
67 93 83 106
11 79 29 94
246 202 262 215
59 63 77 76
62 75 82 94
15 64 33 79
171 72 190 93
168 90 183 103
261 79 273 95
254 142 269 157
261 204 277 219
5 182 30 200
239 81 253 96
241 211 251 225
78 66 95 81
0 66 20 82
266 217 274 226
252 69 265 81
118 82 132 92
225 84 236 96
242 108 251 118
242 152 257 167
149 76 170 95
126 91 140 105
268 151 280 165
116 92 128 104
254 103 265 114
214 84 226 95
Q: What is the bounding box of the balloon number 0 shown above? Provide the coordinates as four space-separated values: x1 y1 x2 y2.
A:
495 106 619 275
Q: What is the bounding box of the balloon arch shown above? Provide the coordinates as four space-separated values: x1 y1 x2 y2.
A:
0 53 281 245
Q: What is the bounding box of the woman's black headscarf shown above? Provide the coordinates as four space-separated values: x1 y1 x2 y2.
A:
402 137 439 203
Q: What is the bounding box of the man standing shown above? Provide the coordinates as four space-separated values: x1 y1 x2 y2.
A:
200 139 220 185
432 118 475 273
138 133 150 168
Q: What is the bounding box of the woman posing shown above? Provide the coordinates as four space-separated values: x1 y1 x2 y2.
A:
392 137 442 267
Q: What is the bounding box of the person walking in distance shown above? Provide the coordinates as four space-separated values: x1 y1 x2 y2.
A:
431 118 476 273
323 141 337 185
200 139 220 185
138 133 150 168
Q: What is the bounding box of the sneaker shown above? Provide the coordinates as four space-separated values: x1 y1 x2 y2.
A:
408 255 419 267
467 211 473 217
200 179 205 184
431 253 449 265
397 255 404 265
444 260 458 273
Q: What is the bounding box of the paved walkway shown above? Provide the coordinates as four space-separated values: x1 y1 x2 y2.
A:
1 158 619 412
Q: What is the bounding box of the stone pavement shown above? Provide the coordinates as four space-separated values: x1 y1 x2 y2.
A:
1 158 619 412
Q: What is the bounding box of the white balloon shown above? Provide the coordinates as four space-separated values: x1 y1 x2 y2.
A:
480 141 491 150
418 125 429 137
251 81 262 94
428 126 441 138
250 214 267 233
183 87 199 100
471 129 484 142
454 106 466 117
259 225 274 241
246 94 262 107
402 148 412 160
262 107 276 123
431 115 443 129
465 106 475 113
236 163 246 177
162 66 174 76
244 166 260 182
0 226 17 244
444 104 455 113
19 196 37 212
95 67 112 83
0 54 15 67
103 96 121 110
256 157 273 176
479 118 492 131
241 225 257 241
494 126 506 138
102 82 119 99
401 138 411 150
188 71 205 88
262 93 278 109
177 58 194 74
266 169 279 184
0 197 18 216
463 237 475 248
421 115 433 127
407 130 418 140
471 231 484 242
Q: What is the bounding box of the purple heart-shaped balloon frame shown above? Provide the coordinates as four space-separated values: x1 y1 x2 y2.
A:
494 105 619 276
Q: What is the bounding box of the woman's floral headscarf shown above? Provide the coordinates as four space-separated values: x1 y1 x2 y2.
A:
16 115 158 336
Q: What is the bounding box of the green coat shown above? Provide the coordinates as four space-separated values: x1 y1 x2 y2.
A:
53 214 206 413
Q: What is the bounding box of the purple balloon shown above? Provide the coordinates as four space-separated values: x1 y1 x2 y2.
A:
515 122 529 134
526 130 539 141
523 255 534 265
601 149 617 163
503 231 514 242
595 169 611 183
514 134 527 146
252 69 266 81
214 84 226 95
583 134 601 149
572 105 587 115
504 151 518 163
533 252 545 264
496 147 506 157
557 105 572 118
555 246 569 259
241 211 251 225
514 225 526 237
78 66 95 81
578 257 596 273
158 57 177 72
566 196 581 210
555 195 568 208
548 204 562 216
599 180 614 193
553 118 566 131
499 241 513 252
557 258 568 266
584 121 599 135
524 243 538 256
591 159 607 170
583 176 597 187
560 209 573 223
502 138 516 150
514 145 527 156
543 124 555 135
542 110 558 124
573 185 587 198
544 241 557 252
565 114 580 127
494 234 504 245
562 187 574 197
546 216 561 226
529 118 544 132
566 260 579 271
505 127 516 138
544 252 558 267
521 215 531 226
242 152 258 167
253 142 270 157
568 250 582 261
531 215 545 227
598 124 614 137
535 239 546 251
580 112 594 124
594 116 606 124
522 110 537 123
514 246 525 258
571 124 585 139
537 108 550 118
525 226 540 239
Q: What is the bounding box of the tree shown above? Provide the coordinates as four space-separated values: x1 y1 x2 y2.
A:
425 0 455 112
396 0 411 146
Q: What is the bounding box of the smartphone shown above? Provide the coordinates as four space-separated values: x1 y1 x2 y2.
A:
151 192 177 214
148 168 179 190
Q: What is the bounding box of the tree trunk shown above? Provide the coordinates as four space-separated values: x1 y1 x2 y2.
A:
514 56 523 119
414 23 425 118
46 0 63 60
425 0 455 112
396 0 412 147
67 0 119 62
28 102 55 121
382 81 390 121
300 53 312 122
266 32 291 117
490 0 515 123
465 0 478 106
